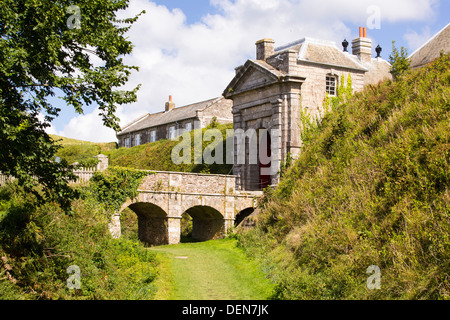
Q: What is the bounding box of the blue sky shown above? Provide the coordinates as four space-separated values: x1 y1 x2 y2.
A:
48 0 449 142
157 0 219 24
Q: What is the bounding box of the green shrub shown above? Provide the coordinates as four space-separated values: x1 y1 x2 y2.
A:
0 183 159 300
85 167 152 213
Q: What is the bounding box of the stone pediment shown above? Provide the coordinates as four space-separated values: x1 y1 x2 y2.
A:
223 60 288 98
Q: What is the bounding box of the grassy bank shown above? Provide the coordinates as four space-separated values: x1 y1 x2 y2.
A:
238 54 450 300
51 135 117 167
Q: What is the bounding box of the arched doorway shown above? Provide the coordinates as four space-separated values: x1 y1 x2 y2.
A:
259 129 272 190
184 206 224 242
127 202 168 246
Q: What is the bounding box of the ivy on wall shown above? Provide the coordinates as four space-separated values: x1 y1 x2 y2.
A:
85 167 153 214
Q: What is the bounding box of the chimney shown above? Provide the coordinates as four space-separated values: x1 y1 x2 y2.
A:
352 27 372 64
165 95 175 112
256 38 275 61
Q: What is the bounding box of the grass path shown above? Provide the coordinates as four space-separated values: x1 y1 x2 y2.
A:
150 239 275 300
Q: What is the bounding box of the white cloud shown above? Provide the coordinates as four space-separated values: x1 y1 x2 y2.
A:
404 26 433 52
58 0 438 142
54 110 117 142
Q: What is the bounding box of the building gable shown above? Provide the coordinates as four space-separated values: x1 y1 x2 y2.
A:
223 59 305 99
223 60 286 98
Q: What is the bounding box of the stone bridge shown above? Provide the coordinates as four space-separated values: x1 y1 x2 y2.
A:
109 171 262 246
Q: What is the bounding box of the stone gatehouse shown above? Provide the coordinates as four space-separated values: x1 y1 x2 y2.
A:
223 27 392 191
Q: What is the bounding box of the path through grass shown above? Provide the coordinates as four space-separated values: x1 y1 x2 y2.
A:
151 239 275 300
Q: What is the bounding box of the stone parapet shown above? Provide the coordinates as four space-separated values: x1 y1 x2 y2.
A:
139 171 236 195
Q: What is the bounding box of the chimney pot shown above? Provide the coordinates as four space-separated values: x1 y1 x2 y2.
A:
165 95 175 112
352 27 372 64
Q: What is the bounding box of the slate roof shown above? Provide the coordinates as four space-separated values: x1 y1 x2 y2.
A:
409 23 450 68
275 37 368 71
118 97 223 136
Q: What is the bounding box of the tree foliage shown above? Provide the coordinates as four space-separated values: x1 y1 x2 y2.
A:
389 40 411 80
0 0 143 210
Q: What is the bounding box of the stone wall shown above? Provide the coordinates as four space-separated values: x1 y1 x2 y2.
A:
295 62 365 118
363 58 393 85
139 171 236 195
198 98 233 126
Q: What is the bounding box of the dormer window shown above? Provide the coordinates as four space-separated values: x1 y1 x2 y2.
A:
326 75 337 96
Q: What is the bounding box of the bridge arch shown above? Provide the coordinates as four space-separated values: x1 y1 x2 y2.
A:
184 205 225 242
234 207 255 227
123 202 169 246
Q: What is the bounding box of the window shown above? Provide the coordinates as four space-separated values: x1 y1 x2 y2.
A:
168 126 176 140
124 137 130 148
185 122 192 132
326 75 337 96
134 134 141 146
150 130 156 143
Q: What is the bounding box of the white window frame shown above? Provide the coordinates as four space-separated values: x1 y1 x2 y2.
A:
185 122 192 132
124 137 130 148
150 130 156 143
326 75 338 96
134 134 141 146
168 126 176 140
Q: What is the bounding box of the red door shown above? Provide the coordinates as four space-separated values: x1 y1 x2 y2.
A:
259 131 271 190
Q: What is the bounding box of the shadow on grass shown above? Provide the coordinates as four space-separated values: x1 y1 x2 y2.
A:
180 235 203 244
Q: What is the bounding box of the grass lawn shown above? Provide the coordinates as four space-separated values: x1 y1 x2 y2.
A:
150 239 275 300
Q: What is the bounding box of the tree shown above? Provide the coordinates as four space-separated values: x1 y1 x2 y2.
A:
0 0 143 210
389 40 410 80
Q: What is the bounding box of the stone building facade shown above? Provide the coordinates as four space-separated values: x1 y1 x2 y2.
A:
117 96 233 148
223 27 392 191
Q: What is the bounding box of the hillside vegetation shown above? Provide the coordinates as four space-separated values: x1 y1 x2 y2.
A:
52 123 233 175
51 135 116 167
238 54 450 300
